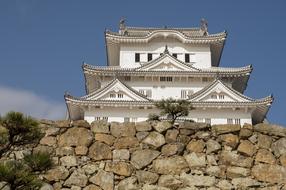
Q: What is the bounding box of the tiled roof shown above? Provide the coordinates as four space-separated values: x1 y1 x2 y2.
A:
65 78 151 102
105 29 227 44
83 63 252 75
189 79 273 104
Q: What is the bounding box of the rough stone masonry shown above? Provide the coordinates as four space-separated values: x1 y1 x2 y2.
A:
1 120 286 190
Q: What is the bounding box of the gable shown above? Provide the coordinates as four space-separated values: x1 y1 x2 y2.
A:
84 79 150 102
136 54 198 71
190 80 253 102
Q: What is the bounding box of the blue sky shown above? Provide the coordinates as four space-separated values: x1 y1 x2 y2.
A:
0 0 285 125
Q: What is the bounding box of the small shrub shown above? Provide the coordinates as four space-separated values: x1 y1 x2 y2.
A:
24 152 52 172
0 112 42 156
148 113 160 121
0 126 9 145
155 98 193 124
3 112 41 144
0 160 42 190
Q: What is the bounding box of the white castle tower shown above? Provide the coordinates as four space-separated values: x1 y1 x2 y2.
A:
64 19 273 125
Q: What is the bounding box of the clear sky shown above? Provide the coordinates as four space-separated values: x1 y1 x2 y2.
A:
0 0 285 125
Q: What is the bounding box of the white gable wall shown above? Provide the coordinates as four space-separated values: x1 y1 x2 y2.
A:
119 41 211 69
100 79 233 100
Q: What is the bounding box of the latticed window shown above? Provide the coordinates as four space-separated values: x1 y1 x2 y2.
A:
197 118 204 123
102 117 108 121
95 117 101 121
234 119 241 125
181 90 187 99
211 94 217 99
227 118 233 124
131 118 138 122
124 117 130 122
202 77 209 82
160 76 173 82
139 89 152 98
124 76 131 81
110 93 116 98
205 118 211 124
181 90 193 99
118 94 123 98
219 94 225 99
146 90 152 98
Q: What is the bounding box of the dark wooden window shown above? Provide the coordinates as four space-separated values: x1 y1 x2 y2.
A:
160 76 173 82
135 53 140 62
124 76 131 81
147 53 152 61
172 53 177 58
185 54 190 63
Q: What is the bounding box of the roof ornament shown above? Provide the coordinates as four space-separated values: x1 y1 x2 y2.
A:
215 72 222 81
64 91 70 97
113 71 119 79
119 18 128 35
200 18 208 36
164 45 169 54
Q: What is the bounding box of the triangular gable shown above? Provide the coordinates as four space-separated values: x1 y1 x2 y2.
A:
189 79 254 102
136 53 199 71
82 78 150 102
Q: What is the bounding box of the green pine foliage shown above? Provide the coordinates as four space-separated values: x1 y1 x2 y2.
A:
2 112 41 145
0 126 9 145
155 98 193 124
147 113 160 121
24 152 52 172
0 160 42 190
0 112 42 156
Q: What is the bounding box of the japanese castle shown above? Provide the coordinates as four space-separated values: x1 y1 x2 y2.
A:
64 19 273 125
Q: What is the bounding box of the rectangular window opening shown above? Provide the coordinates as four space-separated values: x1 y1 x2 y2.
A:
147 53 152 61
110 93 116 98
135 53 140 62
235 119 241 125
185 54 190 63
172 53 177 58
227 118 233 124
118 94 123 98
124 117 130 123
124 76 131 81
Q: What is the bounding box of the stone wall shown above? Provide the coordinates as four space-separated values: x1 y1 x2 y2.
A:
2 120 286 190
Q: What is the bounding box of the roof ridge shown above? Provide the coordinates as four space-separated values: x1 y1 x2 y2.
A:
125 26 201 31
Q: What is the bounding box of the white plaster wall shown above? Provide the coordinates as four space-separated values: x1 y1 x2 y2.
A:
84 107 153 123
119 41 211 69
84 107 252 125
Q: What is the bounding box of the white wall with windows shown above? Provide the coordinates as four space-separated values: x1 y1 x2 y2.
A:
119 41 211 69
84 106 253 125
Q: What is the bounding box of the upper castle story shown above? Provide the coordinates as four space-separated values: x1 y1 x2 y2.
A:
105 19 227 69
